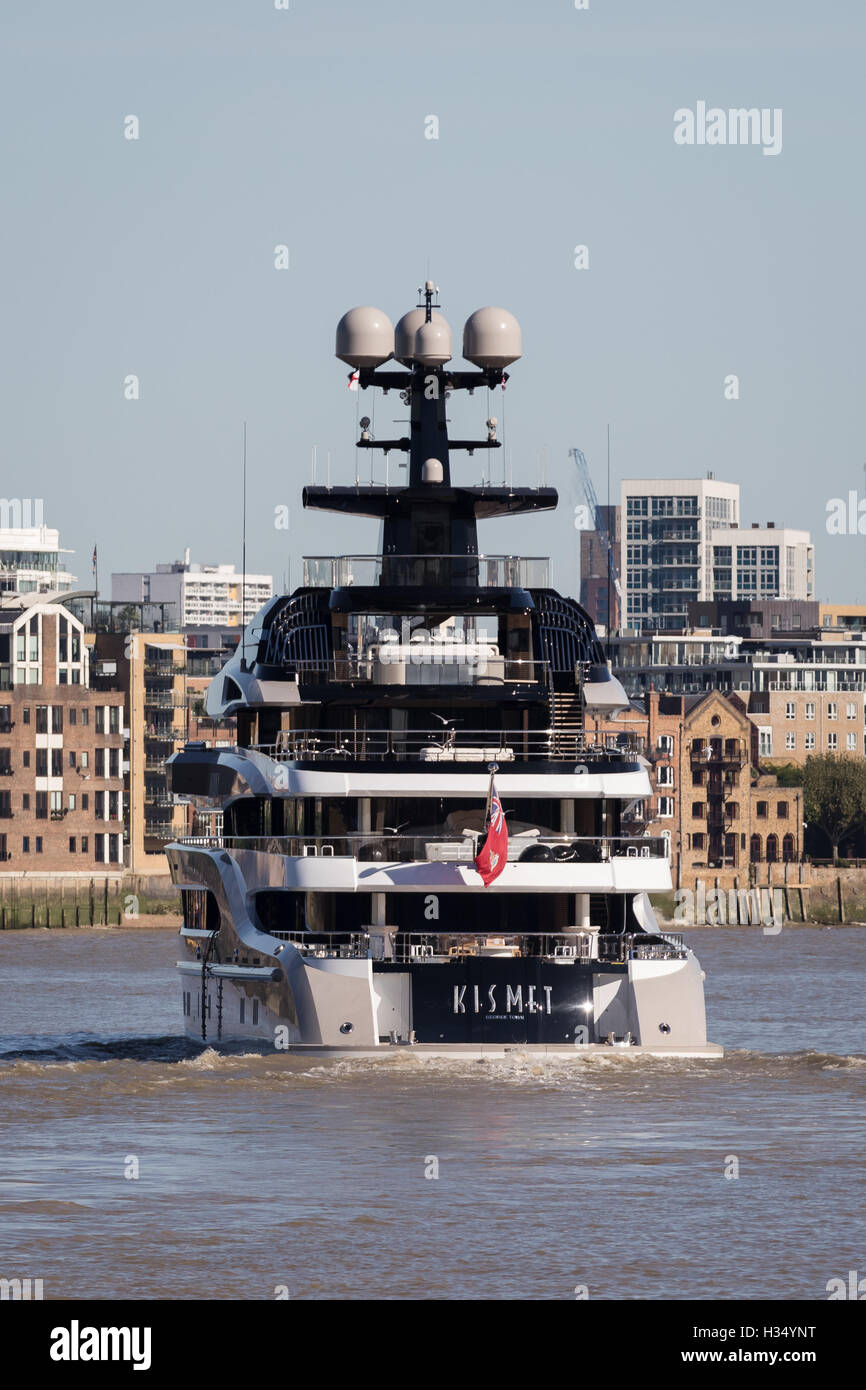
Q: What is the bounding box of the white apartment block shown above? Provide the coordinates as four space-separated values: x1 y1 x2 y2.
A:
620 475 740 632
0 517 76 596
711 524 813 603
113 551 272 629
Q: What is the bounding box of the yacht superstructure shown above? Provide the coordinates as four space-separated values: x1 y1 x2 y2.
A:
166 285 721 1057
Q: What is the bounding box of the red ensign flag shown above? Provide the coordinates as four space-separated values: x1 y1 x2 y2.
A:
475 779 508 886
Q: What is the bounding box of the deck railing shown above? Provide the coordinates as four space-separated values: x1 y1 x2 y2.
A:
250 727 644 763
257 929 685 963
175 832 668 863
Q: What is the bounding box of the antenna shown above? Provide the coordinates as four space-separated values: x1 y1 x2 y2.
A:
606 423 612 639
241 421 248 669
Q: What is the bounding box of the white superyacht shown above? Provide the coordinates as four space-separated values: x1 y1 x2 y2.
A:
166 285 721 1058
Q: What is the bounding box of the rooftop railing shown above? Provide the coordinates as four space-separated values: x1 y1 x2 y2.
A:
250 727 644 763
303 554 550 589
175 832 668 863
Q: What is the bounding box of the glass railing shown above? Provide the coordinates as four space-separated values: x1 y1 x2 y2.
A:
303 554 550 588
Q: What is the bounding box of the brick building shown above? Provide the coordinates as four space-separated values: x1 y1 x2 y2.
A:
0 599 126 874
589 688 802 881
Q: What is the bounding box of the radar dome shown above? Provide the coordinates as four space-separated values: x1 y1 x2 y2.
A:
462 307 522 369
395 308 450 365
413 316 452 367
335 307 395 368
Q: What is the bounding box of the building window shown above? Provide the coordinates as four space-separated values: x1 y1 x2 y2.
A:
109 748 120 778
766 834 778 863
95 792 105 819
22 836 29 853
785 701 795 720
51 705 63 733
757 801 768 818
805 732 815 751
81 709 88 726
750 834 762 862
252 1000 259 1025
69 708 77 725
81 794 89 811
828 733 838 751
35 837 43 853
692 832 705 850
68 751 75 768
759 729 772 757
782 833 795 861
22 707 30 724
35 705 48 733
81 836 88 852
657 765 674 787
657 734 674 754
35 749 47 776
22 794 29 811
827 702 838 720
777 801 788 819
847 703 857 720
95 836 104 862
35 792 48 820
69 837 76 853
692 802 705 819
240 998 245 1024
50 791 62 817
847 732 856 751
22 751 29 768
95 707 105 734
109 705 120 734
805 703 815 720
657 797 674 818
785 732 796 750
68 794 76 811
51 749 62 777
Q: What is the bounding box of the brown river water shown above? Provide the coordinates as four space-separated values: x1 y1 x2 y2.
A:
0 926 863 1300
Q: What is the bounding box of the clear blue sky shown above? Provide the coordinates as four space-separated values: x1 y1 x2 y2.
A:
1 0 863 601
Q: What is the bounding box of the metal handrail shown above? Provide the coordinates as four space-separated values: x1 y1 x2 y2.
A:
250 727 644 762
275 654 550 687
175 832 669 862
258 929 685 963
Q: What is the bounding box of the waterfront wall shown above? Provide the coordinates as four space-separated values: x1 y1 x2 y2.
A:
0 874 181 928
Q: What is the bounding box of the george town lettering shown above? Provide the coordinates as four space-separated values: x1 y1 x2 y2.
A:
453 983 552 1015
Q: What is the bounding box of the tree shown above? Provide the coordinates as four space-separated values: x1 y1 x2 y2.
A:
803 754 866 863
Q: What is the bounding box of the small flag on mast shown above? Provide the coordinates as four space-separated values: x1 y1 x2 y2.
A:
92 545 97 572
474 770 508 886
348 369 359 391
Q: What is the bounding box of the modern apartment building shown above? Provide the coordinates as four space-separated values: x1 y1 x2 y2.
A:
0 516 76 595
112 551 272 629
620 475 740 632
0 599 125 873
91 629 237 872
710 524 813 603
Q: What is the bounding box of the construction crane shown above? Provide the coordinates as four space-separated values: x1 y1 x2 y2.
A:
570 446 623 616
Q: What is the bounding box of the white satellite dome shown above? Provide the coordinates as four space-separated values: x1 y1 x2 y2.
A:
462 307 522 369
413 317 452 367
335 307 395 368
395 308 451 365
